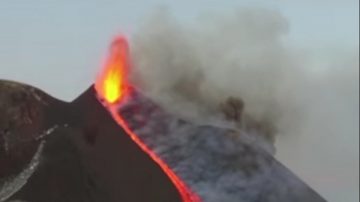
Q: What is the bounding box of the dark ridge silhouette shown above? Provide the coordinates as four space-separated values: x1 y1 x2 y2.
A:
0 80 181 202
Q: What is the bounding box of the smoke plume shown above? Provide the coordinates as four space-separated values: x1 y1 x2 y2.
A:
129 7 359 201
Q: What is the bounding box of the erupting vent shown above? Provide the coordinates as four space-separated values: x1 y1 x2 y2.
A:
94 36 201 202
95 36 129 104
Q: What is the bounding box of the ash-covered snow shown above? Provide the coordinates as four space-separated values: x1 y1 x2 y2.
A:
0 142 44 202
117 88 326 202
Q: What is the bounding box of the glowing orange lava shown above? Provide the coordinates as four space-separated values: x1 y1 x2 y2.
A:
95 36 129 104
95 36 201 202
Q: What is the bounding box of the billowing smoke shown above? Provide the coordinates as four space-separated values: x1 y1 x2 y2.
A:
130 7 358 141
129 7 359 201
130 8 307 142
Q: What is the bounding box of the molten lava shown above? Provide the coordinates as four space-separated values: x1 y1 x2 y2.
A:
95 36 201 202
95 36 129 104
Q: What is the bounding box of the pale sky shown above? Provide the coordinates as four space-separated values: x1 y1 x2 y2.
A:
0 1 359 202
0 0 358 98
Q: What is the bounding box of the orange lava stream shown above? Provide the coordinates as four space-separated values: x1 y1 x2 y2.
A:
108 105 201 202
95 36 201 202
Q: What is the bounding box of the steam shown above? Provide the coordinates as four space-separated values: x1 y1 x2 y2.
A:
130 8 307 140
130 7 358 140
129 8 359 201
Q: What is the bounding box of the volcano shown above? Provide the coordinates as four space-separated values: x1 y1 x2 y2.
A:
0 80 183 202
0 36 327 202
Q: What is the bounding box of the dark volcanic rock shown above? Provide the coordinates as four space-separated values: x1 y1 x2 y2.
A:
0 80 181 202
0 80 59 185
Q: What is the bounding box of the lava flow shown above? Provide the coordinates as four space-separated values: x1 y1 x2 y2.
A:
94 36 201 202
